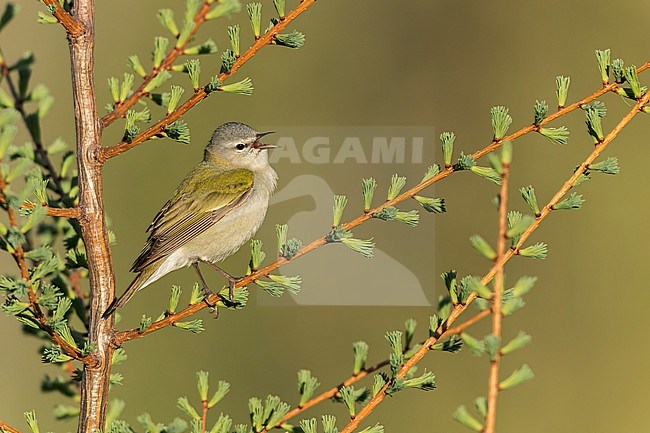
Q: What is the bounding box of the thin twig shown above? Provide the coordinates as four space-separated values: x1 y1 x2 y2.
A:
40 0 86 37
101 1 214 127
260 308 491 432
20 201 81 218
100 0 317 161
484 154 510 433
113 65 650 344
338 88 650 433
200 400 208 433
0 420 24 433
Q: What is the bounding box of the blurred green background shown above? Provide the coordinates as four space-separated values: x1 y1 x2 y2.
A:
2 1 650 432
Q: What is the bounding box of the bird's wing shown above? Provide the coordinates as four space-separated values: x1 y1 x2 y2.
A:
131 165 254 272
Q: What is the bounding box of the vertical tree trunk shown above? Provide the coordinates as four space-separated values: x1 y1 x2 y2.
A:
67 1 115 432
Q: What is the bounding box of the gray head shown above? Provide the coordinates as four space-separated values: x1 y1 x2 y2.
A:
205 122 276 170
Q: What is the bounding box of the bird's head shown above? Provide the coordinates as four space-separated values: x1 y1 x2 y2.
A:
205 121 276 171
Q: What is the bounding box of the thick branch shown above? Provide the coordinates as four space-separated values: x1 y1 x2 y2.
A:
67 1 117 432
484 156 510 433
100 0 317 161
40 0 86 37
339 88 650 433
113 66 650 344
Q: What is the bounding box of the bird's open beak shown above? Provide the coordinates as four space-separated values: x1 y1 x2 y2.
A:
256 131 274 139
253 131 278 150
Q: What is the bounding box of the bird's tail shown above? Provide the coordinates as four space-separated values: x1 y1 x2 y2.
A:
102 264 159 319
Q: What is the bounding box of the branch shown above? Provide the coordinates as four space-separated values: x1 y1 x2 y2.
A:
0 420 24 433
101 1 214 127
339 88 650 433
260 308 491 432
40 0 86 37
67 0 117 431
113 64 650 344
484 150 510 433
20 201 81 218
100 0 317 161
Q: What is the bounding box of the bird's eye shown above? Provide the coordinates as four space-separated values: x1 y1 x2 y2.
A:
236 143 246 150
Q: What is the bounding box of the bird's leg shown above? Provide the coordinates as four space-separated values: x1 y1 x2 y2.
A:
192 263 219 318
201 261 241 301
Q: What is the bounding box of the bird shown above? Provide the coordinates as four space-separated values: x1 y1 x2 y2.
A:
102 122 278 319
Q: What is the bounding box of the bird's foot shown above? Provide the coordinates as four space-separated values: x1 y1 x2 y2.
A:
226 276 244 302
192 262 220 318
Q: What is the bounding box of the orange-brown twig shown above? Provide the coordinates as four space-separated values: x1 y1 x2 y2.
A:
20 201 81 218
484 151 510 433
339 87 650 433
200 400 208 433
260 307 491 432
0 420 23 433
101 1 214 127
113 65 650 345
100 0 317 161
40 0 86 37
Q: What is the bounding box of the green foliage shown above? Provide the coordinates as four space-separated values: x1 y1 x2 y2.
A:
585 106 605 142
173 319 204 333
533 100 548 125
452 405 483 431
250 239 265 270
469 235 497 260
612 58 625 83
361 178 377 212
168 286 182 314
623 66 643 99
273 31 306 49
539 126 569 145
499 364 535 390
440 131 455 167
589 156 619 175
272 0 286 18
163 120 191 144
227 25 241 57
595 49 611 83
501 331 532 355
490 106 512 140
220 78 254 96
470 165 501 185
386 174 406 200
297 370 320 406
552 192 584 210
454 152 475 171
332 195 348 227
352 341 369 375
326 227 374 258
422 163 440 182
413 195 445 213
220 49 237 74
518 242 548 259
177 396 201 420
555 75 571 107
247 2 262 39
